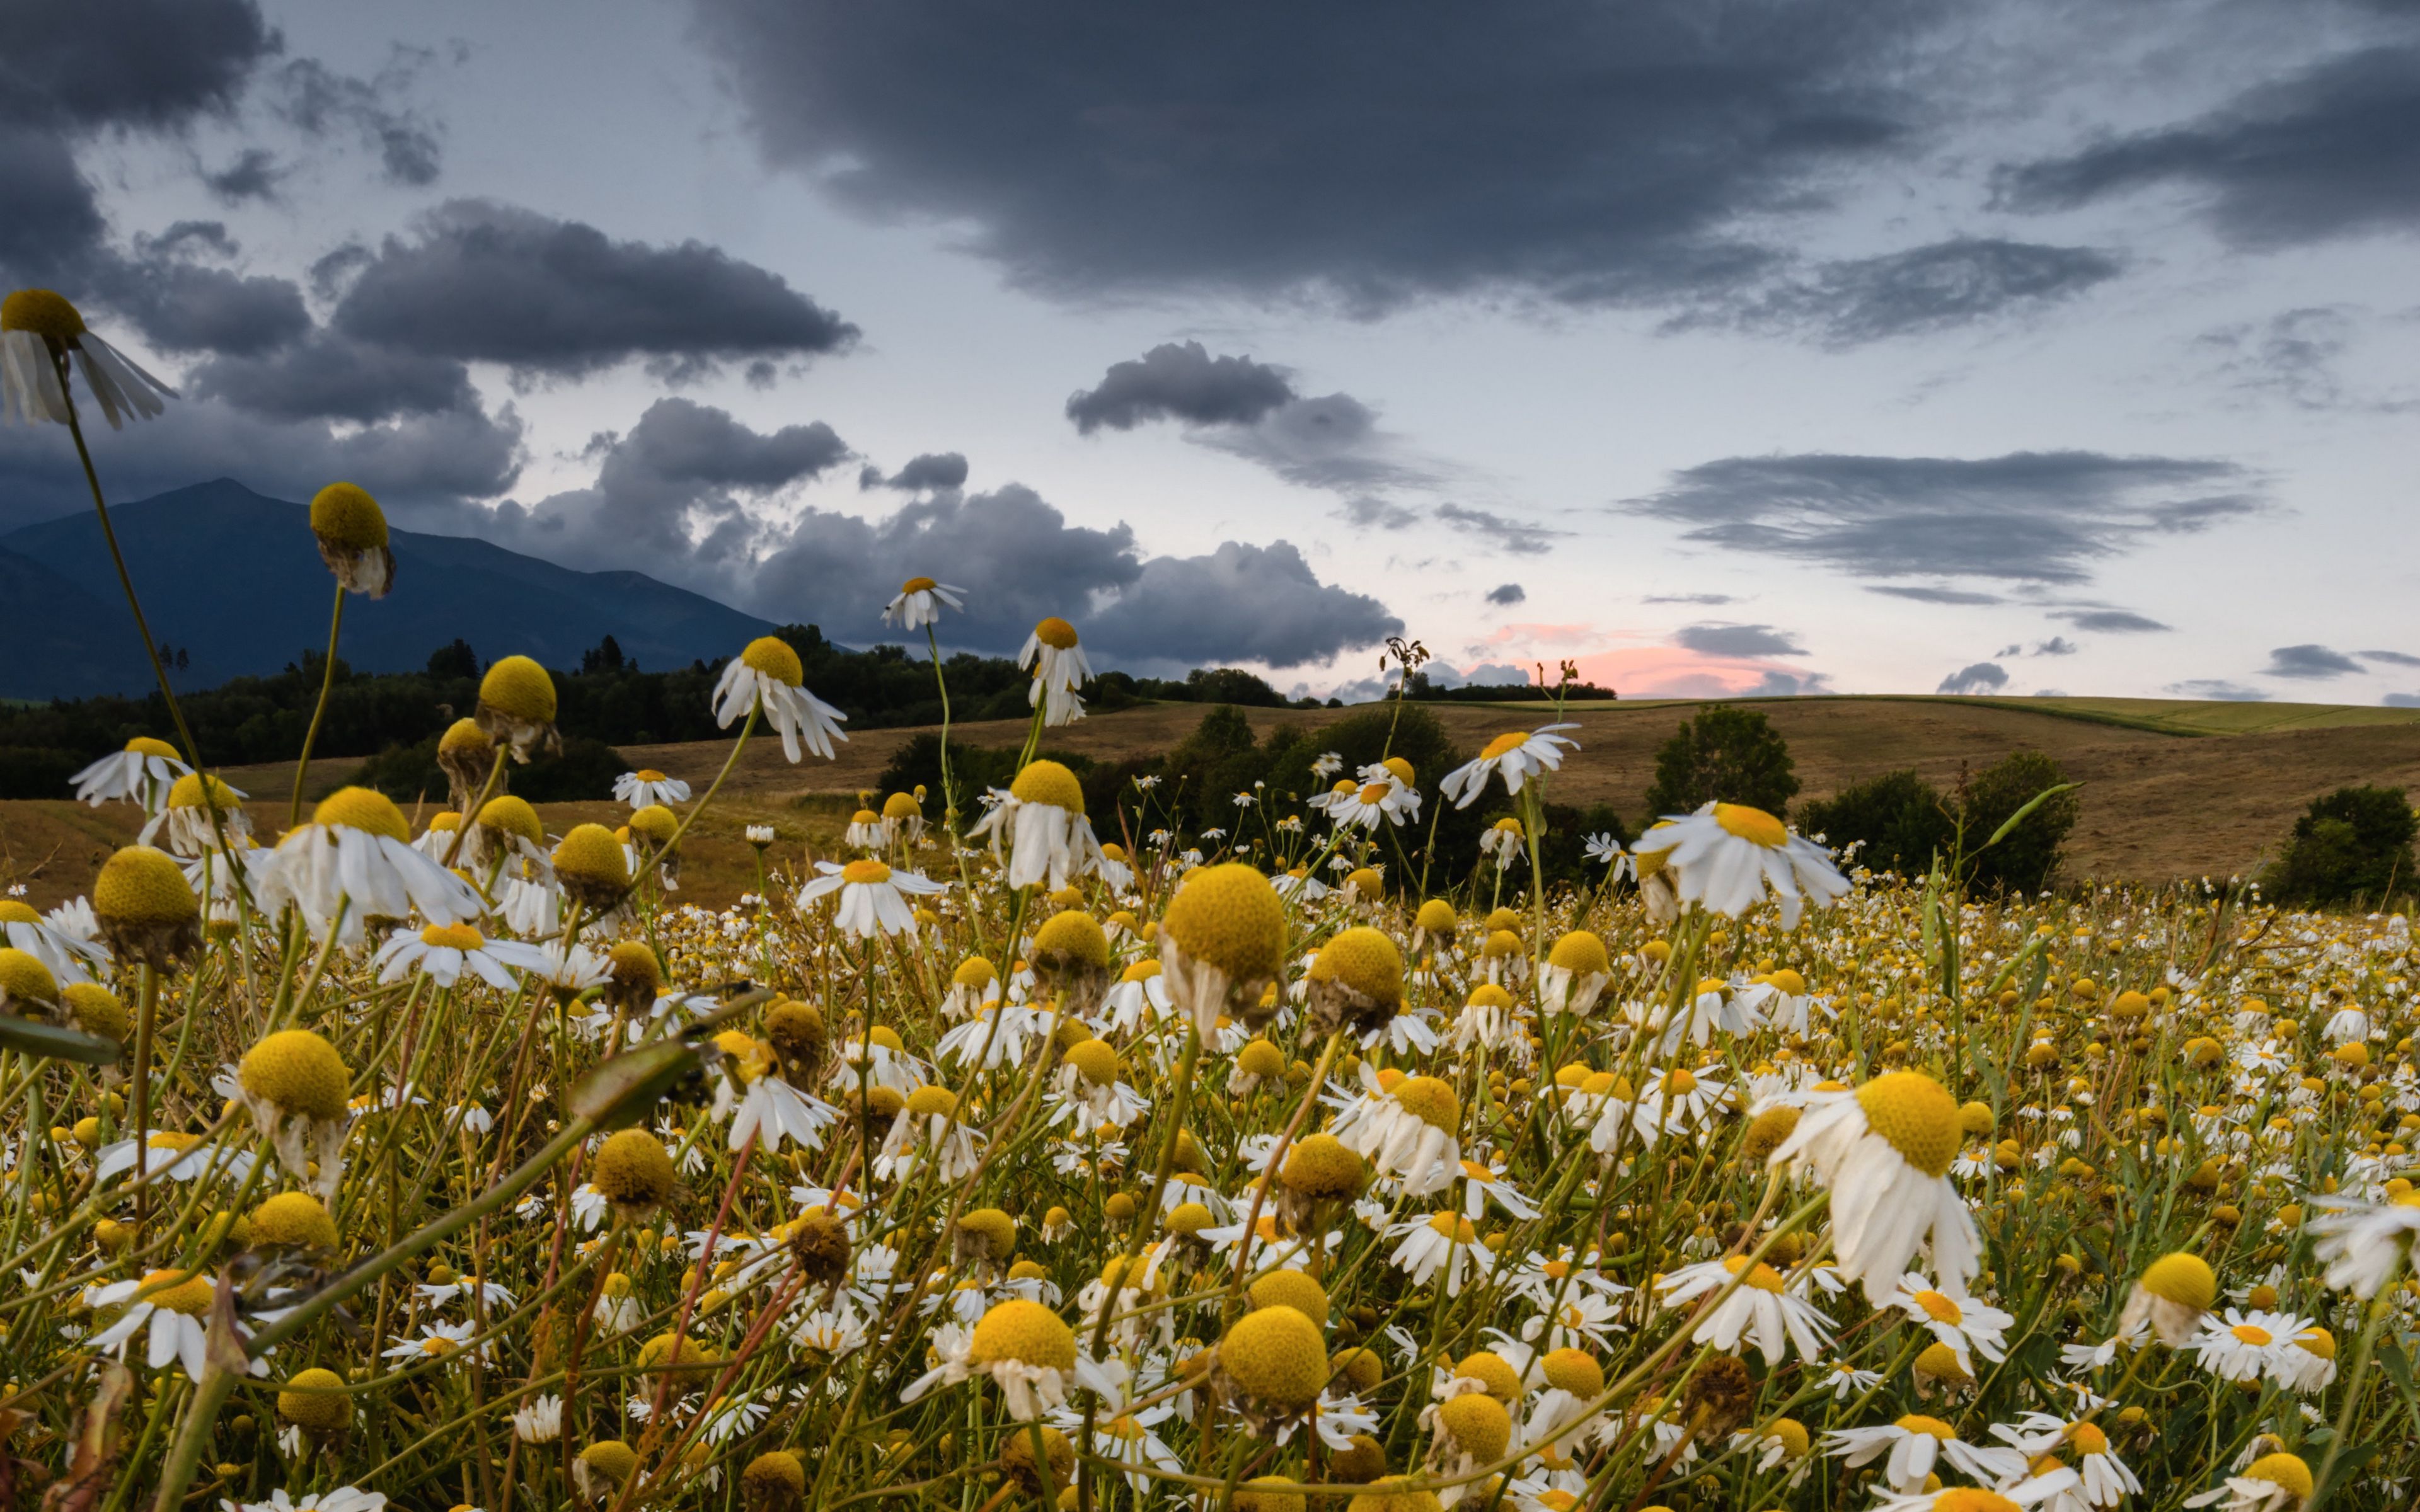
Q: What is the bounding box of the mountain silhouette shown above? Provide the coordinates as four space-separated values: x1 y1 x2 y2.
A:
0 479 776 701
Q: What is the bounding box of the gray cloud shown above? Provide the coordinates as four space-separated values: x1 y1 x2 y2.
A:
271 52 451 187
101 239 311 356
1744 670 1831 696
2169 679 2271 701
494 398 851 576
1643 592 1737 605
1673 622 1807 658
2034 636 2078 656
204 147 284 204
1 0 273 135
1627 450 2262 584
2000 47 2420 249
1087 541 1401 670
1937 662 2009 694
2197 307 2375 410
1065 342 1296 433
1197 392 1436 493
2387 693 2420 707
1689 239 2123 347
330 200 858 379
691 1 1925 313
2057 608 2171 633
1434 503 1556 556
860 452 969 493
1869 585 2003 605
190 330 478 424
2262 643 2364 679
2361 649 2420 667
1485 583 1525 606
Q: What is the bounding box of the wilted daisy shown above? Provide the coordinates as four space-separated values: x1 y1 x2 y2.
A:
1768 1071 1978 1302
1439 725 1578 808
236 1028 356 1200
2117 1252 2218 1345
71 736 188 813
797 859 945 939
713 636 848 762
1336 1074 1461 1195
1 289 175 428
878 1085 981 1183
309 482 397 598
1388 1211 1492 1295
1628 801 1850 927
84 1269 263 1383
970 760 1104 891
259 787 481 946
2184 1452 2313 1511
1019 617 1092 726
901 1298 1075 1419
614 769 691 810
885 575 965 629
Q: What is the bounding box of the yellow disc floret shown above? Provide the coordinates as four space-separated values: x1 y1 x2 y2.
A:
1163 863 1287 980
1218 1304 1327 1409
93 845 199 926
277 1368 352 1433
1008 759 1086 814
2138 1252 2217 1311
1 289 84 339
251 1191 340 1249
309 483 388 550
1310 927 1403 1007
591 1130 677 1211
969 1298 1076 1371
239 1030 351 1120
1853 1070 1962 1178
313 786 410 842
480 656 558 721
1713 803 1789 848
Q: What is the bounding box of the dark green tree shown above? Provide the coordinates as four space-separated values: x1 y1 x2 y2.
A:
1958 751 2081 895
1797 770 1956 878
1643 706 1799 818
2264 786 2416 907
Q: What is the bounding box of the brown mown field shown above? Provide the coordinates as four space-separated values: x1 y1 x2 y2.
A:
6 696 2418 912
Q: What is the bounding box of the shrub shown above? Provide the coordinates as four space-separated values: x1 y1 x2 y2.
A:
1959 751 2080 895
1797 770 1955 879
2264 786 2416 907
1643 706 1799 819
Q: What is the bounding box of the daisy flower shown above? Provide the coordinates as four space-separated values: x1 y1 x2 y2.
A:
1 289 175 428
712 636 848 763
1867 1477 2083 1512
1439 725 1579 808
885 575 965 629
1766 1071 1979 1303
71 735 188 813
85 1269 265 1384
1628 801 1850 927
796 859 945 940
1388 1211 1493 1295
1020 616 1092 726
258 788 481 947
613 769 691 810
1825 1414 2029 1494
1335 1074 1461 1196
221 1491 387 1512
2308 1192 2420 1297
1889 1273 2014 1375
374 922 526 990
2184 1452 2315 1511
1655 1255 1834 1365
2186 1307 2310 1384
900 1299 1075 1420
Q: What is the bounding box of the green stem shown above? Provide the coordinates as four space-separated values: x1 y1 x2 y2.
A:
289 578 348 828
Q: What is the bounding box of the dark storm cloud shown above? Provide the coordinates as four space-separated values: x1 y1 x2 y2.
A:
2056 608 2171 633
1065 343 1297 433
2000 47 2420 248
190 331 480 424
329 200 858 379
2262 643 2364 679
1485 583 1526 606
0 0 275 135
1672 623 1807 658
1869 585 2003 605
1086 542 1402 670
0 124 108 278
1937 662 2010 694
271 54 447 187
860 452 970 493
100 229 311 356
1689 239 2124 346
1626 450 2262 583
204 148 284 204
690 1 1923 311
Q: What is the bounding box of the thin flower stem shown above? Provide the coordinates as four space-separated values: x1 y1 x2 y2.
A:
289 577 349 828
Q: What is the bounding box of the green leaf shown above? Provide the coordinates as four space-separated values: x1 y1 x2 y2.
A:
0 1015 121 1065
1978 782 2082 852
567 1042 701 1131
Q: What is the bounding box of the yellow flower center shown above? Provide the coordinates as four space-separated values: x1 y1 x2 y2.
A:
420 922 485 951
1357 781 1392 804
165 772 239 810
1008 759 1086 814
1 288 85 339
239 1029 352 1120
969 1298 1076 1370
478 655 558 721
2138 1252 2216 1310
1893 1414 1957 1441
1664 1068 1698 1096
2069 1423 2109 1456
1162 863 1286 980
1479 731 1528 760
1932 1492 2021 1512
739 636 804 687
1311 927 1403 1005
1853 1071 1962 1178
901 575 938 593
1722 1256 1787 1293
309 482 389 550
313 786 412 842
136 1269 214 1315
1714 803 1788 848
634 769 666 782
841 858 893 885
1392 1075 1460 1133
1032 616 1080 650
1425 1213 1478 1243
1913 1290 1963 1325
2230 1322 2273 1347
2242 1453 2313 1500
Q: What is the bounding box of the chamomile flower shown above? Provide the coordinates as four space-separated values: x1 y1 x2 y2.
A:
796 858 945 940
2307 1192 2420 1297
1655 1255 1835 1365
712 636 848 763
260 788 481 947
1825 1414 2029 1494
374 922 526 990
1388 1211 1492 1295
901 1298 1075 1420
71 736 188 813
1889 1273 2015 1375
613 769 691 810
1767 1071 1979 1303
1439 725 1579 808
969 761 1105 893
85 1269 264 1383
2184 1452 2315 1511
2187 1307 2311 1384
1629 801 1850 927
1020 616 1092 726
1 289 175 428
885 576 965 629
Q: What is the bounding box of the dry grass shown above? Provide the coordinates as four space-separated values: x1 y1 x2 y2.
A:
8 696 2417 911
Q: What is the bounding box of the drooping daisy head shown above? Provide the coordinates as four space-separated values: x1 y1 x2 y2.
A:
1160 862 1287 1033
1304 925 1403 1035
476 655 562 763
1215 1302 1328 1429
2 287 176 428
309 482 396 598
91 844 201 968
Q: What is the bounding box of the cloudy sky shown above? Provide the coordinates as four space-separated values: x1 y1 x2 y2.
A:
9 0 2419 702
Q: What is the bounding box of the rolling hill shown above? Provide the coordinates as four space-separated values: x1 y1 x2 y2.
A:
0 479 776 700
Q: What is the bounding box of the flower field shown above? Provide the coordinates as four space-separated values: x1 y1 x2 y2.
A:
7 290 2420 1512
